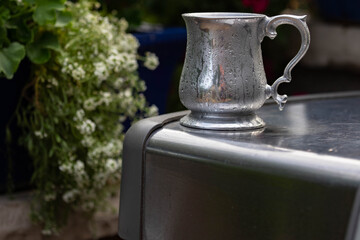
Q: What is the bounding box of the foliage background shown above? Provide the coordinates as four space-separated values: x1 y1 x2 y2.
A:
1 0 158 235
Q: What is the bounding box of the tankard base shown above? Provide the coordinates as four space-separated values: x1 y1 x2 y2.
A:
180 112 265 130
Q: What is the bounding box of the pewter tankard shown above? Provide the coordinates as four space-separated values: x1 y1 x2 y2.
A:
179 13 310 130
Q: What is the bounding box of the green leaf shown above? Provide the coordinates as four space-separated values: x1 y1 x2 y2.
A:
0 42 25 79
15 19 33 43
33 0 66 25
0 26 7 47
23 0 35 4
26 42 50 64
38 32 61 52
49 148 54 157
0 7 10 24
26 32 61 64
55 10 72 27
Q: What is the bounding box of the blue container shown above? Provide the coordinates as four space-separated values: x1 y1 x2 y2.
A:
316 0 360 23
134 27 187 114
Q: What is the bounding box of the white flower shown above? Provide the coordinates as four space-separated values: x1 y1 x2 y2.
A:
34 130 48 139
59 163 72 173
88 140 122 160
100 91 112 106
94 61 109 81
62 189 79 203
118 18 128 32
124 88 132 97
118 115 126 122
48 78 58 87
74 160 84 172
34 131 41 137
73 109 85 122
77 119 96 135
83 98 98 111
77 51 84 60
148 105 158 116
94 172 106 188
99 17 114 40
105 158 118 173
44 193 56 202
113 77 124 89
144 52 159 70
81 136 95 147
68 152 76 161
75 171 89 188
71 66 86 80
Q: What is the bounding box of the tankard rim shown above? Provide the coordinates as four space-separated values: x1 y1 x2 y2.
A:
182 12 266 19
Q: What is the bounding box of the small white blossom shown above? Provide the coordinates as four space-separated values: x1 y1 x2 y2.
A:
105 158 118 173
118 18 128 32
77 51 84 60
44 193 56 202
74 160 84 172
48 78 58 87
62 189 79 203
59 163 72 173
83 98 98 111
113 77 124 89
68 152 76 161
118 115 126 122
75 171 89 188
77 119 96 135
81 136 95 147
148 105 159 116
73 109 85 122
88 140 122 160
94 172 106 188
144 52 159 70
100 91 112 106
71 66 86 80
34 130 48 139
124 88 132 97
94 62 109 82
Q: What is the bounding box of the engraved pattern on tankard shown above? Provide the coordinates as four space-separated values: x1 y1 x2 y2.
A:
179 13 310 130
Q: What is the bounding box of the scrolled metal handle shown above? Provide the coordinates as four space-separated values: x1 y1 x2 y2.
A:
265 15 310 110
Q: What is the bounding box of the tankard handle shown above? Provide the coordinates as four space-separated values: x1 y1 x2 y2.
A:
264 15 310 110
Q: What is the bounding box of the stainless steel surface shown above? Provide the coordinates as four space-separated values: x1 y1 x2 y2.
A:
143 94 360 240
179 13 310 130
118 112 188 240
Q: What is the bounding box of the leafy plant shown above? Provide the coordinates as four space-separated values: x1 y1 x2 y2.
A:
0 0 71 79
6 0 159 235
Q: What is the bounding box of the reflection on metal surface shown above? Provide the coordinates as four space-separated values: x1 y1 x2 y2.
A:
180 124 265 139
286 103 309 135
179 13 310 130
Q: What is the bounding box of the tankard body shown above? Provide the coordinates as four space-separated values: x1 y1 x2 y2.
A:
179 13 310 130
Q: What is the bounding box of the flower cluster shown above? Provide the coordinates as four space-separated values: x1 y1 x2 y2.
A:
16 0 158 234
144 52 160 70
